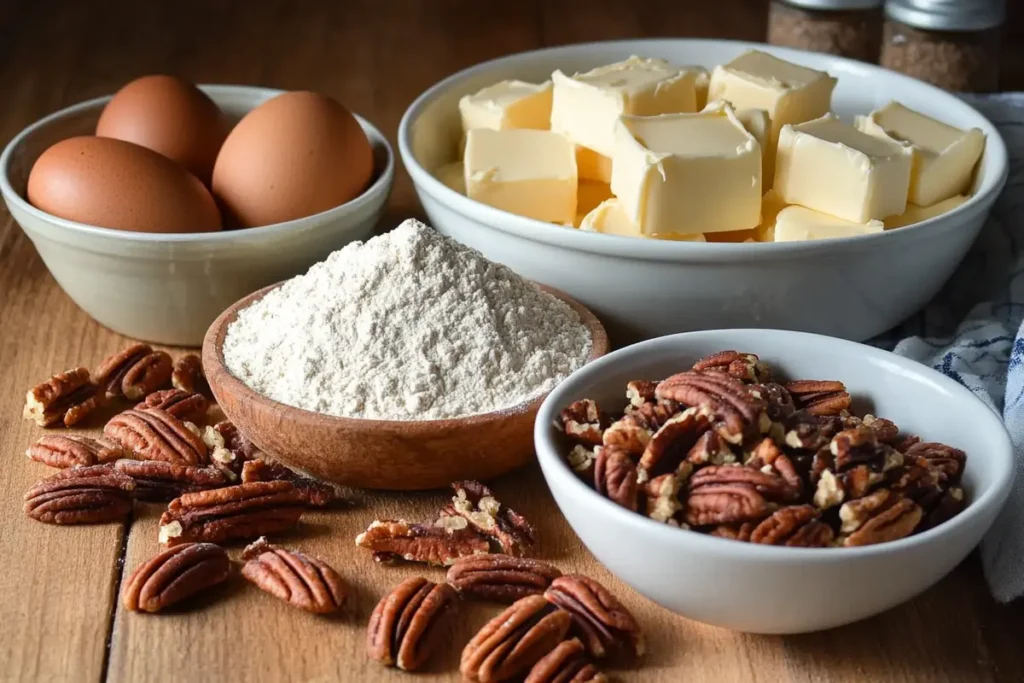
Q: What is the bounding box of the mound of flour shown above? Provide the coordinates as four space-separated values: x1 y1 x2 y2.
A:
223 219 593 420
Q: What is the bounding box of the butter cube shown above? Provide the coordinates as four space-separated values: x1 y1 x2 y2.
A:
551 56 700 158
756 189 787 242
774 206 883 242
611 102 762 235
577 180 614 219
735 107 771 181
580 198 704 241
459 80 553 134
856 101 984 207
775 114 913 223
884 194 968 229
693 66 711 110
575 145 613 184
464 128 577 224
435 161 465 194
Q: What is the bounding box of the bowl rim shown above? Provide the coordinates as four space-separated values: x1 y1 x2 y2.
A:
202 280 610 431
398 38 1010 261
0 84 396 243
534 328 1015 562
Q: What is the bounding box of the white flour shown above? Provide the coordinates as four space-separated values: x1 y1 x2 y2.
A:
223 219 593 420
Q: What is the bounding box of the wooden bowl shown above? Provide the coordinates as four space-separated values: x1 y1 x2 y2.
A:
202 282 609 490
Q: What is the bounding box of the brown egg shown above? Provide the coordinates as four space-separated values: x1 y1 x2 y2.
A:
212 91 373 228
27 136 222 233
96 75 227 184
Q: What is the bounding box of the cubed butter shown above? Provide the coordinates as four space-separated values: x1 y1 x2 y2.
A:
458 80 553 133
580 198 704 241
756 189 787 242
693 66 710 110
775 114 913 223
575 145 613 183
435 161 465 194
856 101 984 207
577 180 614 218
551 56 701 158
774 205 883 242
611 102 762 235
884 194 968 229
464 128 577 224
735 107 771 181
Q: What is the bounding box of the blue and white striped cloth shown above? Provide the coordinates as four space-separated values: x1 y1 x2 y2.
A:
872 93 1024 602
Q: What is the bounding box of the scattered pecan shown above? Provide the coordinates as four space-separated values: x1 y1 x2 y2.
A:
23 368 104 427
202 421 260 479
94 343 173 400
444 480 534 556
566 445 597 481
136 388 209 424
839 489 923 547
785 380 851 416
23 464 135 524
692 350 770 383
625 380 659 407
355 518 490 566
686 429 735 467
241 459 340 507
903 441 967 485
241 538 346 613
749 505 834 547
461 595 572 682
122 542 230 613
637 408 711 481
26 434 123 468
368 576 458 671
594 447 638 512
105 408 208 465
640 473 684 525
558 399 605 446
171 354 206 395
114 459 229 502
159 480 305 546
544 575 644 659
525 638 607 683
656 371 768 444
447 554 562 603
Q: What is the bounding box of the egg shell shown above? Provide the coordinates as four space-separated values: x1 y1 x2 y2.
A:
27 136 222 233
211 91 373 228
96 75 228 184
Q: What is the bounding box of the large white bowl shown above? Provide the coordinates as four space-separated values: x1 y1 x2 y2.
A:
399 40 1009 345
1 85 394 346
534 329 1014 634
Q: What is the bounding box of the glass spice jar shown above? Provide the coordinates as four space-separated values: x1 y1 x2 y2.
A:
881 0 1005 92
768 0 884 62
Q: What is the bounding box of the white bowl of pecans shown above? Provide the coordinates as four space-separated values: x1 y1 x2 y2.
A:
534 329 1013 634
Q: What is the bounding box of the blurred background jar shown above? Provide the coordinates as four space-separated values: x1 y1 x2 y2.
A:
881 0 1005 92
768 0 883 62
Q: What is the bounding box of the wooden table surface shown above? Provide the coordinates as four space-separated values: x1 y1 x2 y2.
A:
3 2 1024 682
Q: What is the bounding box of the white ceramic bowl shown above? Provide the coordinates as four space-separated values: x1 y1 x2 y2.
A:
1 85 394 346
534 329 1014 634
399 40 1009 345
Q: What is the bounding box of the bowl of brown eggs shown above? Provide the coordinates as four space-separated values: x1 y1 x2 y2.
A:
0 76 394 346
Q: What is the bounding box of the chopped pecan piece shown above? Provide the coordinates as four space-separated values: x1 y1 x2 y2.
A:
136 388 209 424
159 480 304 546
171 354 206 395
839 489 923 547
544 575 644 659
558 399 605 446
655 371 768 444
903 441 967 485
122 542 230 613
921 487 966 530
105 408 208 465
625 380 659 407
23 368 104 427
444 480 534 556
114 459 228 502
355 518 490 566
601 413 654 457
525 638 607 683
753 382 797 424
749 505 834 547
202 421 260 479
692 350 770 383
24 464 135 524
745 438 804 499
637 408 711 481
640 473 683 524
368 577 458 671
241 459 340 507
447 554 562 603
567 445 596 481
784 380 851 416
831 426 903 473
594 447 638 512
686 429 735 467
95 343 173 400
241 538 346 613
461 595 572 682
26 434 123 468
861 415 900 443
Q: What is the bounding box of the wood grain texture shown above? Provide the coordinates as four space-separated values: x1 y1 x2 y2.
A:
1 1 1023 682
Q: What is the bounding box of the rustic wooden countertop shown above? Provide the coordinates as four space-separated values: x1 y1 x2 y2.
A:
3 2 1024 681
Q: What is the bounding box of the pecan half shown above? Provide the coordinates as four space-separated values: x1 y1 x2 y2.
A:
785 380 851 416
710 522 755 541
558 399 605 446
594 447 638 512
202 422 260 479
23 368 104 427
692 350 770 383
136 389 209 424
26 434 124 468
831 426 902 473
525 638 607 683
754 382 797 424
105 408 208 465
368 577 458 671
241 459 340 507
122 542 230 613
544 575 643 659
444 480 535 556
241 538 346 613
159 481 305 546
749 505 834 547
95 343 173 400
355 518 490 566
447 554 563 603
24 464 135 524
567 445 596 481
637 408 711 481
686 429 736 467
626 380 659 407
640 473 684 525
656 371 768 444
861 415 900 443
461 595 572 682
114 459 229 502
903 441 967 485
171 354 206 395
839 489 923 547
684 464 800 526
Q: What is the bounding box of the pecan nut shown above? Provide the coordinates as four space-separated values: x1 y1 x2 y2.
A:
640 473 684 525
136 389 209 424
594 447 638 512
105 408 208 465
525 638 607 683
637 408 711 481
745 438 804 498
461 594 572 682
26 434 124 468
202 421 260 479
921 487 966 530
444 480 534 556
114 459 229 502
749 505 834 547
558 399 605 446
684 464 803 526
625 380 659 407
122 542 231 612
831 426 903 473
710 522 755 541
839 489 923 547
655 371 768 444
784 380 851 416
692 350 770 383
903 441 967 485
241 459 340 507
355 518 490 566
95 343 173 400
686 428 736 467
447 554 562 603
601 413 654 457
171 353 206 394
23 368 104 427
544 575 643 659
368 576 458 671
566 445 597 481
24 464 135 524
159 481 305 546
241 538 346 613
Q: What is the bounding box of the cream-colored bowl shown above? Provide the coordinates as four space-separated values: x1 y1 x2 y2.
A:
0 85 394 346
399 39 1008 345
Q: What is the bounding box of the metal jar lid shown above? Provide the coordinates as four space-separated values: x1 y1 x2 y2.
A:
884 0 1005 31
779 0 882 9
